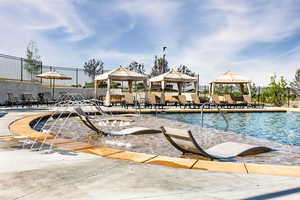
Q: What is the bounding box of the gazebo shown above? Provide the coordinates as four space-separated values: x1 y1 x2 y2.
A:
94 67 148 105
209 72 252 98
148 69 198 104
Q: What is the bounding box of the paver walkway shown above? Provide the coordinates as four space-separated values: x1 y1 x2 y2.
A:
1 109 300 199
1 142 300 200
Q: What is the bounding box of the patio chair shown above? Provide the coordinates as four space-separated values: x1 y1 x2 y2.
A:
43 92 56 105
6 93 19 107
211 95 227 108
243 95 264 109
22 93 39 107
178 95 191 109
74 107 160 136
191 94 204 109
111 95 124 106
123 93 138 109
38 92 56 105
161 126 272 160
224 94 247 109
165 95 179 107
145 94 164 109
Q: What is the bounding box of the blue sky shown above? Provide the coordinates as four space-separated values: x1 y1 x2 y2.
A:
1 0 300 85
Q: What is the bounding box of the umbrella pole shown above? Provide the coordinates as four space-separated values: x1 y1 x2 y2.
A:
53 79 55 100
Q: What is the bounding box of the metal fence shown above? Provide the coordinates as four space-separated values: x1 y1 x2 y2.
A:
0 53 295 107
0 53 91 87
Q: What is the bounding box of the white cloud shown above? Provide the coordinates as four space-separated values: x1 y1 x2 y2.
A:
92 50 154 71
114 0 181 27
171 0 300 85
0 0 94 42
1 0 300 86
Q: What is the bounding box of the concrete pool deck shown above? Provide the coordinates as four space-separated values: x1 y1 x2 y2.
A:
1 139 300 199
1 108 300 199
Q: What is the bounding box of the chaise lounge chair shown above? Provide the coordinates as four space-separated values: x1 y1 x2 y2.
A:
224 94 247 109
243 95 264 109
123 93 139 109
191 94 203 109
145 94 164 109
74 107 160 136
161 126 272 160
178 95 192 109
211 95 227 109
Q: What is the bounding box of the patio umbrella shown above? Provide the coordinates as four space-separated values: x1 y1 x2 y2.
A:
36 71 72 99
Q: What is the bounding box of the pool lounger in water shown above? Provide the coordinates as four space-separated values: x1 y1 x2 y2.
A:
161 126 272 160
74 107 160 136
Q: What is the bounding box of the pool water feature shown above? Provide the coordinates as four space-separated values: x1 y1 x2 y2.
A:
157 112 300 146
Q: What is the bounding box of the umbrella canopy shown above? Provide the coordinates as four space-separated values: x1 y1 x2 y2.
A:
149 69 197 83
95 67 147 82
36 71 72 80
36 71 72 99
211 72 251 84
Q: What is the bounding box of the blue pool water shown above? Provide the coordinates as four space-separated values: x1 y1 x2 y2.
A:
0 112 6 118
157 112 300 146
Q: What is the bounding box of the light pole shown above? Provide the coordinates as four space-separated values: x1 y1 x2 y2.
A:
162 46 167 72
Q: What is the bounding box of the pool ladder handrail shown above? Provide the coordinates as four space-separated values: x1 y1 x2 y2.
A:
134 92 142 118
201 102 229 131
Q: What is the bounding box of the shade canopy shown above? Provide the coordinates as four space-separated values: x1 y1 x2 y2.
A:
95 67 147 82
209 72 252 98
149 69 197 83
211 72 251 84
36 71 72 80
149 69 199 104
94 67 148 106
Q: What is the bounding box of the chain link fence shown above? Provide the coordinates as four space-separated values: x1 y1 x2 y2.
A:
0 53 92 87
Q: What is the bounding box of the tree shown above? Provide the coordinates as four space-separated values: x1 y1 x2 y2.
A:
24 41 41 80
127 61 145 74
176 65 196 88
150 56 169 76
176 65 195 77
250 83 257 98
291 69 300 96
83 59 104 81
261 75 289 106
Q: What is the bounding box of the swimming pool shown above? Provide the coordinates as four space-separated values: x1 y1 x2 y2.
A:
0 112 6 118
157 112 300 146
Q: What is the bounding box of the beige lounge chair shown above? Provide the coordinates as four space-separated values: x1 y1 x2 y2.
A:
178 95 191 109
161 126 272 160
146 93 164 109
211 95 227 108
243 95 264 108
122 93 137 108
224 94 247 109
191 94 203 108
